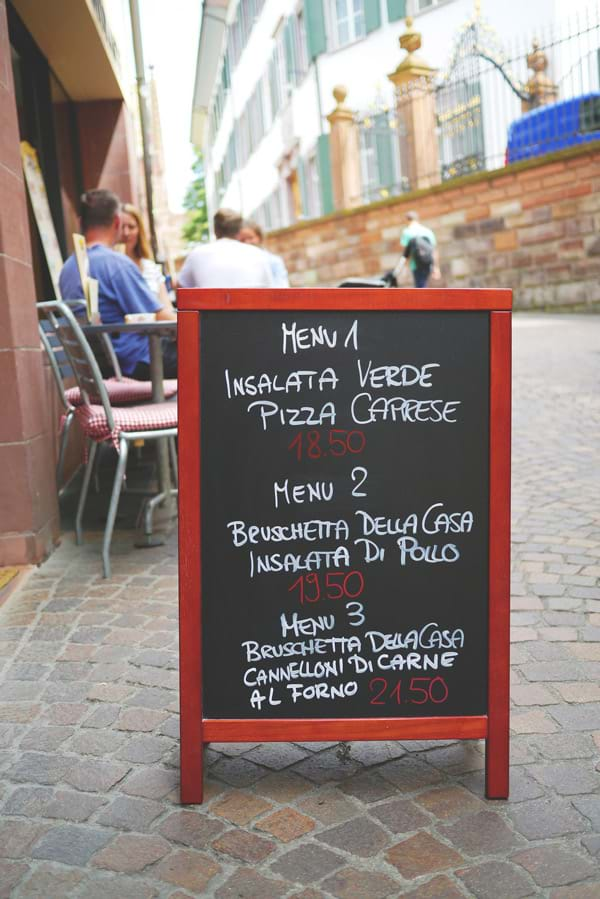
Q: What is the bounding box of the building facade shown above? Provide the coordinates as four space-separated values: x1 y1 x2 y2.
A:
0 0 142 565
193 0 598 230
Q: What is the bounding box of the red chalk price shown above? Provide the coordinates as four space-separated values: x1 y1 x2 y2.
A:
289 570 365 605
369 676 449 705
287 429 366 461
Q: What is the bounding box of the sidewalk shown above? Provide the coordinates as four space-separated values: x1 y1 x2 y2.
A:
0 314 599 898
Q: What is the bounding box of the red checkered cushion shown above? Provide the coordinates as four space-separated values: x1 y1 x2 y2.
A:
65 377 177 408
74 401 177 451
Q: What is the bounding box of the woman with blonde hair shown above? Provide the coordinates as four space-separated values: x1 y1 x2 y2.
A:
119 203 177 378
120 204 172 307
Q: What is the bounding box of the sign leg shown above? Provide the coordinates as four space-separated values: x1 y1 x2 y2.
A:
487 311 511 800
180 738 204 805
485 722 509 799
178 311 204 804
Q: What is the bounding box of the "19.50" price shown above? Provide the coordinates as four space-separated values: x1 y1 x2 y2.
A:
289 571 364 604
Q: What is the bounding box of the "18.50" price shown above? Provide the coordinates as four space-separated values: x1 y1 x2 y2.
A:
288 429 366 461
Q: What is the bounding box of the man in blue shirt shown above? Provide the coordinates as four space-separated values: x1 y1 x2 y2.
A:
59 189 177 378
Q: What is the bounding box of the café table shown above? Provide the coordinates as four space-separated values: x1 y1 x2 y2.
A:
83 319 177 545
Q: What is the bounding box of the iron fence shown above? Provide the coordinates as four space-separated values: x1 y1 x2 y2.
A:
354 6 600 202
355 105 410 204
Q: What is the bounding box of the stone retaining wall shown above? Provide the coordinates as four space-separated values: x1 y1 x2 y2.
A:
267 144 600 309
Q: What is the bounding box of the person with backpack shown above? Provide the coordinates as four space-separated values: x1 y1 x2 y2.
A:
394 210 440 288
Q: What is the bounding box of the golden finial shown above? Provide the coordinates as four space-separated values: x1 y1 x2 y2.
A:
332 85 347 106
400 17 422 55
327 85 354 124
389 15 436 87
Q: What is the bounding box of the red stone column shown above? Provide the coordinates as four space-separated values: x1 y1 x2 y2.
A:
0 0 59 565
76 100 140 204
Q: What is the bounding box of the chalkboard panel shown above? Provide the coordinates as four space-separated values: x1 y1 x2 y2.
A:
200 311 489 720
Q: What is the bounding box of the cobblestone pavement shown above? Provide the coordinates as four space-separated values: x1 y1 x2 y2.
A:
0 313 599 898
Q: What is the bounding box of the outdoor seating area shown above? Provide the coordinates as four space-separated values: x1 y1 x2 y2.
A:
38 309 178 497
38 301 178 578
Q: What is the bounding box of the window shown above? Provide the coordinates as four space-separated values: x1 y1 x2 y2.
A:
297 153 321 219
329 0 366 48
290 9 309 84
271 188 285 228
226 0 265 73
359 111 404 202
437 80 485 181
208 52 231 145
269 24 290 119
215 130 238 199
261 70 274 132
306 154 322 217
411 0 444 12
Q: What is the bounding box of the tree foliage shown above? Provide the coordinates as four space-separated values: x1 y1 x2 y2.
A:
182 148 209 244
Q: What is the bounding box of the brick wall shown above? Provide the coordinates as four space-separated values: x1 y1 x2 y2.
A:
267 145 600 309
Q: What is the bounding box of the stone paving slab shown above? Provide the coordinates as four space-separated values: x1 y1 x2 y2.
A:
0 314 599 897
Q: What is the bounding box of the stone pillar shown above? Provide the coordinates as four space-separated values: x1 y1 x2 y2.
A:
388 17 440 190
0 0 59 565
326 86 362 209
76 100 140 203
522 40 558 112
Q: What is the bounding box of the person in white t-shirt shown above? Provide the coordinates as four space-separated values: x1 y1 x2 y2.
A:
178 209 273 289
238 219 289 287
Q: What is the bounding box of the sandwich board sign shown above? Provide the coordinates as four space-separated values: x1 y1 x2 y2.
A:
177 287 511 804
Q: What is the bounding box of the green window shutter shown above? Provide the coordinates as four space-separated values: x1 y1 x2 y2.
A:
304 0 327 60
297 158 309 216
269 55 280 116
374 114 395 188
256 84 265 140
387 0 406 22
365 1 382 33
284 19 296 85
222 52 230 90
317 134 334 214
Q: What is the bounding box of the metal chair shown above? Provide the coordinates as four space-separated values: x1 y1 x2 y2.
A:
38 302 177 495
39 300 178 578
38 321 79 496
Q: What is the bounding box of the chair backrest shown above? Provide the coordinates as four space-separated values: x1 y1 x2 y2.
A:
38 299 90 405
38 321 70 410
38 301 115 430
54 298 124 380
98 332 123 380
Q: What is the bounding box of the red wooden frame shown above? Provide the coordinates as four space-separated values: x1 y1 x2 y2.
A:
178 289 511 803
